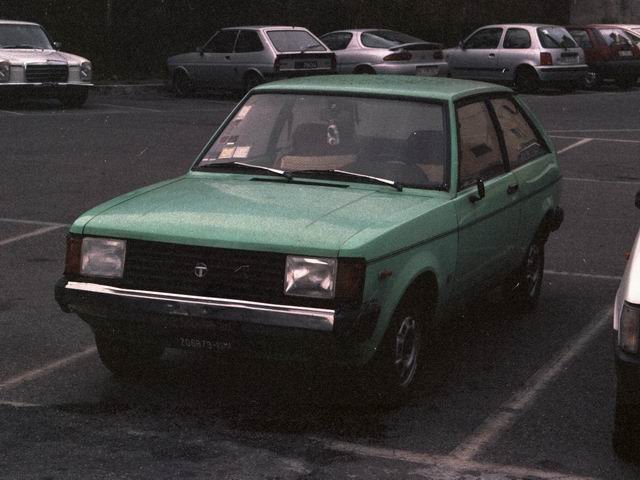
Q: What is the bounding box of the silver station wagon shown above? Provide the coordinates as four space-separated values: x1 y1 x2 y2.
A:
166 26 335 96
446 24 587 92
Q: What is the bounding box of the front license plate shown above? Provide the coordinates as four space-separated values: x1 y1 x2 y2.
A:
619 50 633 57
295 61 318 69
416 66 438 76
178 337 232 352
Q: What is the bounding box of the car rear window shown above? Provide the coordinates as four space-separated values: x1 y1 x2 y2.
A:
267 30 325 52
537 27 578 48
361 30 423 48
567 28 592 49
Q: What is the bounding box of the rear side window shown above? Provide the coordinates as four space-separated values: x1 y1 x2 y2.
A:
457 101 505 189
490 98 549 169
361 30 422 48
464 28 503 49
267 30 325 52
537 27 577 49
235 30 264 53
568 29 592 49
503 28 532 49
321 32 353 50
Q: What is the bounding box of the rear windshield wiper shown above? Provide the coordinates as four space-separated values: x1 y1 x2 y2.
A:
292 169 403 191
197 161 292 180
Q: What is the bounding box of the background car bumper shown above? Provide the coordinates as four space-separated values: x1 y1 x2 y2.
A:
373 62 447 76
593 60 640 77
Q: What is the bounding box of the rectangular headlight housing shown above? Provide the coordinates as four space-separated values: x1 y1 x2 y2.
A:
620 302 640 354
80 237 126 278
285 256 337 299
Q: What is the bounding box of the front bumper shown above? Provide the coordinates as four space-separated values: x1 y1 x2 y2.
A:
0 83 92 97
536 65 588 82
55 279 380 362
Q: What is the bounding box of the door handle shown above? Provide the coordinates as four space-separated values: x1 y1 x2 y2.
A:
488 53 496 58
507 183 519 195
225 55 231 60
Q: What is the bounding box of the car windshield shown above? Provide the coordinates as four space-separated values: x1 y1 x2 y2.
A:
537 27 577 49
196 93 448 190
267 30 325 52
0 24 52 49
361 30 424 48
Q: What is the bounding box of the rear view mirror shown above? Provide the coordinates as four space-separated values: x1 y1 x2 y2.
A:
53 41 62 50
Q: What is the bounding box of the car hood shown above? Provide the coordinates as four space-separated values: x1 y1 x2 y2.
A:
77 175 448 258
0 48 88 65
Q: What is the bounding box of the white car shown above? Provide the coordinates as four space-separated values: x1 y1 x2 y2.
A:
0 20 92 107
613 190 640 460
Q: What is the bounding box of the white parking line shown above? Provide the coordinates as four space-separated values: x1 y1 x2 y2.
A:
316 438 597 480
0 217 67 227
0 109 24 116
0 225 65 247
0 346 96 392
556 138 593 154
93 103 164 113
551 134 640 145
545 270 622 281
563 177 640 186
549 128 640 133
450 307 610 461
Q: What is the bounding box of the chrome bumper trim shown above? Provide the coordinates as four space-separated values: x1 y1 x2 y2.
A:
64 281 335 332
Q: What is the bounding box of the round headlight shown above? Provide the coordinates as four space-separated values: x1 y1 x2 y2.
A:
0 62 11 83
80 61 92 81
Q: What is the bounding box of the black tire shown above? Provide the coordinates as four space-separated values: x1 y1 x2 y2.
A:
243 71 263 93
613 386 640 461
616 75 638 90
95 334 164 377
514 67 540 93
173 70 194 97
369 297 425 403
504 240 545 311
353 65 376 75
580 70 602 90
60 88 88 108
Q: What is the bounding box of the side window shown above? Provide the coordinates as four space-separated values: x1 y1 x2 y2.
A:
464 28 503 49
235 30 264 53
321 32 352 50
503 28 531 49
204 30 237 53
457 100 505 190
490 97 549 169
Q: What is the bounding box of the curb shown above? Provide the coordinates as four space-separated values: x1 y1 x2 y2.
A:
92 82 168 96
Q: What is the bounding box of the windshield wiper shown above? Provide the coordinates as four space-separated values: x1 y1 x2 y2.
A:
197 161 292 180
291 169 403 191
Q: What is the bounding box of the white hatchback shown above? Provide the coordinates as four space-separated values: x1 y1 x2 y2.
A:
0 20 92 107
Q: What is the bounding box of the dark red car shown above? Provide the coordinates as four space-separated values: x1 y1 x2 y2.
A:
566 25 640 89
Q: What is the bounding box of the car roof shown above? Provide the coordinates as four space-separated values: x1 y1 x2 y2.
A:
253 74 512 102
324 29 399 34
0 20 40 26
477 23 565 29
222 26 313 32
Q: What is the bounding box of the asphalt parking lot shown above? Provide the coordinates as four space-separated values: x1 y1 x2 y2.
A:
1 86 640 479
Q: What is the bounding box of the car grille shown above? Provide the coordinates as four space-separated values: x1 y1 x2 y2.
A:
25 64 68 83
118 240 288 304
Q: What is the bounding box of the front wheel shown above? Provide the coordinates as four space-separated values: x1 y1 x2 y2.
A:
95 334 164 377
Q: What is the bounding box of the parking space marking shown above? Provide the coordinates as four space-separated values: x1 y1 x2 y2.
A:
93 103 164 113
0 346 96 392
315 438 596 480
545 270 622 281
450 307 610 461
549 128 640 133
0 217 67 227
0 109 24 116
563 177 640 186
0 400 42 408
551 134 640 145
556 138 593 154
0 225 65 247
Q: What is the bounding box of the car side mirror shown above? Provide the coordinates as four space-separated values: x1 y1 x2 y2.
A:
196 46 204 56
469 178 485 203
53 41 62 50
635 190 640 209
459 40 466 50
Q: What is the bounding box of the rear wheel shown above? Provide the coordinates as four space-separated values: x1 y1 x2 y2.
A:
95 334 164 377
353 65 376 75
616 75 638 90
514 67 540 93
243 71 263 93
173 70 194 97
580 70 602 90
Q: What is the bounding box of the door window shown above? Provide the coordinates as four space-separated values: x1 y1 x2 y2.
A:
321 32 353 50
503 28 531 49
204 30 238 53
490 97 549 169
235 30 264 53
464 28 503 49
457 101 505 189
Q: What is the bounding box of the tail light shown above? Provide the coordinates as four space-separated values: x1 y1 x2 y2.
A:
433 50 444 60
383 51 412 62
540 52 553 66
274 56 281 73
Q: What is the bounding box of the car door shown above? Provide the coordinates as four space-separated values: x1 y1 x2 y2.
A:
320 32 354 73
448 27 504 80
497 27 533 83
453 97 521 292
191 29 238 89
489 95 557 260
229 29 268 84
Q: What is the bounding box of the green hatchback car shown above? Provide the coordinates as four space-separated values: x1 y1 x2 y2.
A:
55 75 563 398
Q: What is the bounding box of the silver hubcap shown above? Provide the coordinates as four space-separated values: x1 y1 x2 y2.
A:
526 244 541 297
394 315 419 388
